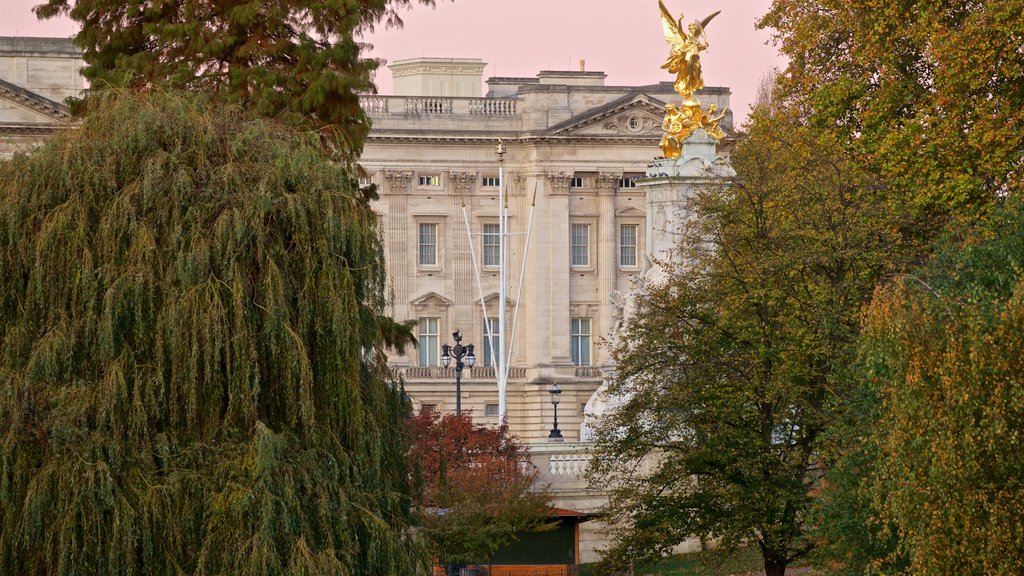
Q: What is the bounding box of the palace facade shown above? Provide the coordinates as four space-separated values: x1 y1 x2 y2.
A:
360 58 732 442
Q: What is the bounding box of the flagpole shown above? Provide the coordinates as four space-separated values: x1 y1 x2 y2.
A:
496 140 508 420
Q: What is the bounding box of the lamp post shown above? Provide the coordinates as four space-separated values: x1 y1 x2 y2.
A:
548 383 563 440
440 330 475 416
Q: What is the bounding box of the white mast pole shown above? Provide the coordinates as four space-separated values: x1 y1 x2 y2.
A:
496 140 508 420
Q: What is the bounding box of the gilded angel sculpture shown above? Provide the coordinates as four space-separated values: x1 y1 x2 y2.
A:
657 0 727 155
659 0 720 102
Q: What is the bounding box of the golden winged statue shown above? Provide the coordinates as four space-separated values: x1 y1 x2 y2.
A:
660 0 719 102
657 0 728 155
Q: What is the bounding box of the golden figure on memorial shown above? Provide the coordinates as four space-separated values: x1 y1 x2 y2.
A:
658 0 728 156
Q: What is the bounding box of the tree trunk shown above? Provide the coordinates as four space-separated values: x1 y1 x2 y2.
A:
761 548 787 576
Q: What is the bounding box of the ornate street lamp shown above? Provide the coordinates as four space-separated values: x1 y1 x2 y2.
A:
440 330 475 416
548 383 563 440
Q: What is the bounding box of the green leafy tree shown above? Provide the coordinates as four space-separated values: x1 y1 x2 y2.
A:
587 108 903 576
760 0 1024 236
406 412 552 569
0 90 420 576
845 196 1024 575
35 0 440 158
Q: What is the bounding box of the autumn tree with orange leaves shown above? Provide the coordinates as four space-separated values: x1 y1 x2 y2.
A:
407 412 552 569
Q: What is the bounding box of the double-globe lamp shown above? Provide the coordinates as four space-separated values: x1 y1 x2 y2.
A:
440 330 475 416
548 383 563 440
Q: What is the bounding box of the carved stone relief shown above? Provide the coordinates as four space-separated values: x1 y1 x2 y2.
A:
448 171 477 192
548 171 573 191
384 170 413 192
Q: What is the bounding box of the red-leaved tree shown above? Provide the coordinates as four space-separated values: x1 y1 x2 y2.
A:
407 411 553 568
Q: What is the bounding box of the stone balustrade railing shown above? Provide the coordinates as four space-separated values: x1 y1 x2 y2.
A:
574 367 603 378
360 95 518 117
397 366 527 380
548 452 591 477
528 442 593 482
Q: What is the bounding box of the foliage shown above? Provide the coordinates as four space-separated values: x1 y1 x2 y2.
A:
0 89 420 576
35 0 441 159
587 107 904 576
806 375 907 576
407 411 552 567
845 196 1024 575
581 546 787 576
760 0 1024 237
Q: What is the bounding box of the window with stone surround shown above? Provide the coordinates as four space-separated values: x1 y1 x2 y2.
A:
571 318 592 366
418 223 438 267
481 176 500 188
620 224 638 267
483 224 500 267
418 175 441 187
482 317 501 367
418 318 440 366
571 223 590 267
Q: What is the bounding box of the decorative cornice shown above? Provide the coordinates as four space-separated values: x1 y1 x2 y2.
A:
0 123 72 135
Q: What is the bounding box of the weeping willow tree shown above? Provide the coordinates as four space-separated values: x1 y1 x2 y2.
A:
0 89 420 576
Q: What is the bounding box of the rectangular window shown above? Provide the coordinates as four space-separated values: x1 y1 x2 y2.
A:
481 176 500 187
418 223 437 266
418 318 439 366
571 318 591 366
618 177 637 189
571 224 590 267
580 403 588 416
420 403 437 414
620 224 638 267
482 317 500 367
483 224 500 267
418 175 440 187
569 177 584 188
485 404 499 417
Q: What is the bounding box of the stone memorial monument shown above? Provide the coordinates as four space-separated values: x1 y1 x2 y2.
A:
582 1 735 439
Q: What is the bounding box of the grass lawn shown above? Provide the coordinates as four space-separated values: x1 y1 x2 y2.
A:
581 546 811 576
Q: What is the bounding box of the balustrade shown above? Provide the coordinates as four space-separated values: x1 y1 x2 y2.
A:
359 95 519 117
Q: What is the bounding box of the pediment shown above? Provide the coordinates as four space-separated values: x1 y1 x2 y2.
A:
546 93 667 138
615 206 646 217
410 291 453 311
0 79 72 125
481 292 515 307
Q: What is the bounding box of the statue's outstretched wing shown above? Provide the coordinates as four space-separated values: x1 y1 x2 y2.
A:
659 0 683 48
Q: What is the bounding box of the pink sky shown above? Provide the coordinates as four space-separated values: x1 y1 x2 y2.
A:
0 0 783 123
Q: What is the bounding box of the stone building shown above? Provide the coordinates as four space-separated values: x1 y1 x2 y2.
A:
359 58 732 442
0 36 82 158
0 44 733 561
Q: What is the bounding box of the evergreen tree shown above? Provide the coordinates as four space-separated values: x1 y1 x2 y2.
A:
0 90 420 576
35 0 440 159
